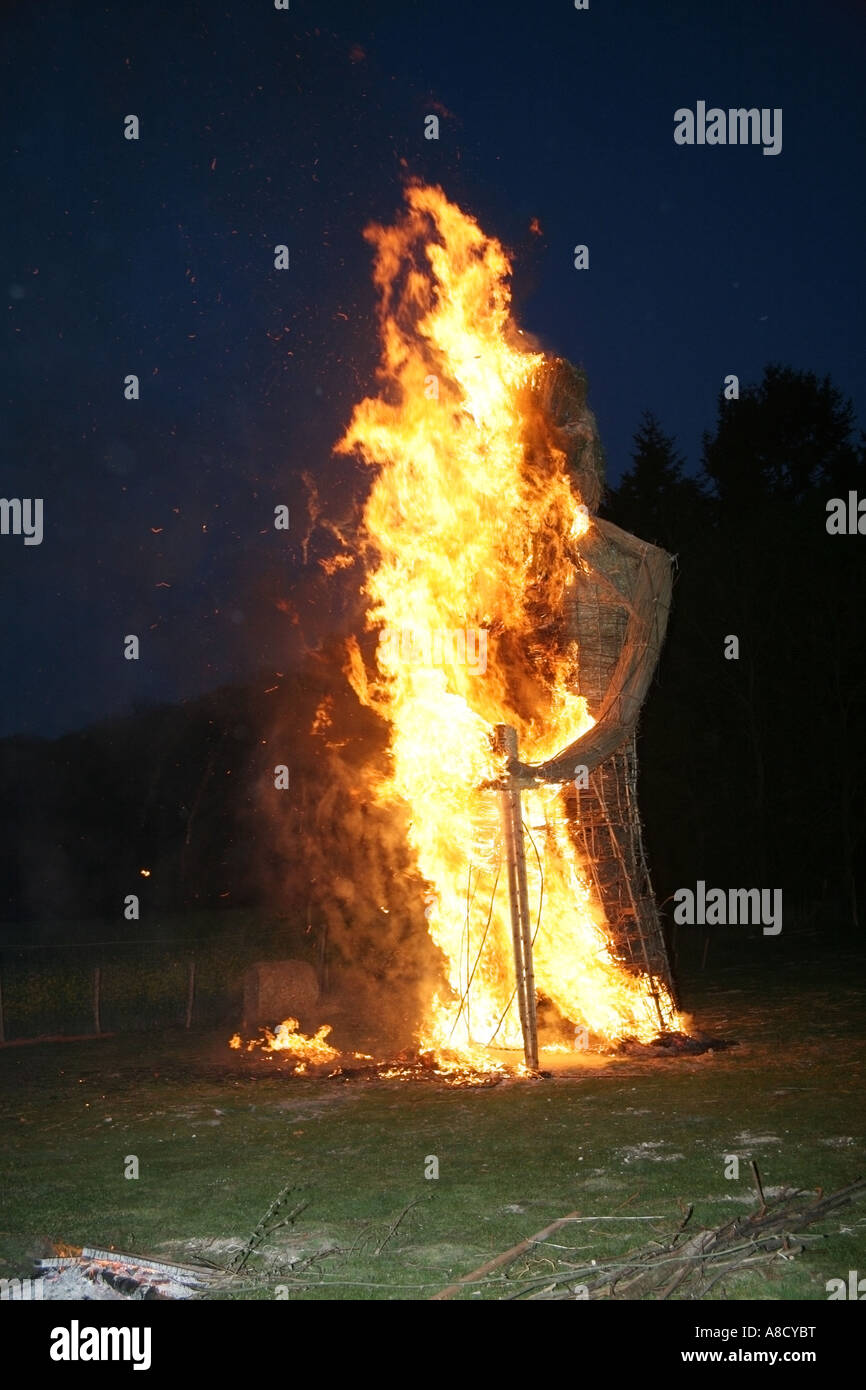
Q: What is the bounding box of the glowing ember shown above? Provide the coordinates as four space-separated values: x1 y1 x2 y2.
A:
229 1017 338 1066
335 182 682 1055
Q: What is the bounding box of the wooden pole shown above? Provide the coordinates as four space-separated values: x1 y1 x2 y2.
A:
185 958 196 1030
495 725 539 1071
93 966 101 1035
0 966 5 1044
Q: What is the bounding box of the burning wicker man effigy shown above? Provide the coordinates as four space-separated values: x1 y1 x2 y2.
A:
233 186 685 1075
326 184 685 1071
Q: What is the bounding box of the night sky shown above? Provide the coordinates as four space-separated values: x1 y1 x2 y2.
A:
3 0 864 737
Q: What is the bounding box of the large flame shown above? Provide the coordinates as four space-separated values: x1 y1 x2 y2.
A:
336 182 678 1055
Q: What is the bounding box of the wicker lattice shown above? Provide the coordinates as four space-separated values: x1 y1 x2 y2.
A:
524 359 678 1017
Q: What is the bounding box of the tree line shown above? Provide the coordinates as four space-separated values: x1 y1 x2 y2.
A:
602 364 865 928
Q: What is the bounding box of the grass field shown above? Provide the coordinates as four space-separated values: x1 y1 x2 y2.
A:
1 928 864 1301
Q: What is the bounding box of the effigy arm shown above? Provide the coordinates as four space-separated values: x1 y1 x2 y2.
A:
512 520 673 785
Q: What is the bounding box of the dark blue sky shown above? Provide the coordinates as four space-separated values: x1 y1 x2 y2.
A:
2 0 864 736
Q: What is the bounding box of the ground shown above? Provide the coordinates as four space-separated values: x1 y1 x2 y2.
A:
1 928 864 1301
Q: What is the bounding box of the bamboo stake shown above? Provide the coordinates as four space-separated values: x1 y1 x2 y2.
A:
495 725 539 1071
498 771 528 1052
430 1209 582 1300
512 784 538 1070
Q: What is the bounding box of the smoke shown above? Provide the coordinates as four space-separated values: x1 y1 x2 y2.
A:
263 629 447 1047
311 750 442 1030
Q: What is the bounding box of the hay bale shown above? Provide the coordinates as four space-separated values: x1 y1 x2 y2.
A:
242 960 320 1031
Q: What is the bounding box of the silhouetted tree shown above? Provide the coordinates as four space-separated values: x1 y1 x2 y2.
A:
607 411 707 550
702 363 862 514
604 370 865 929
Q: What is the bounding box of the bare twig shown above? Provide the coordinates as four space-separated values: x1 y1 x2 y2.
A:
227 1183 308 1275
750 1159 766 1214
375 1196 425 1255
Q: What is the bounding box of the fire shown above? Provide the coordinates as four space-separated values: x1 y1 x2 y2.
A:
229 1017 338 1066
335 182 681 1055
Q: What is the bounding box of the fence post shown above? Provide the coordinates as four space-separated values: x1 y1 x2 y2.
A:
93 966 101 1035
185 958 196 1030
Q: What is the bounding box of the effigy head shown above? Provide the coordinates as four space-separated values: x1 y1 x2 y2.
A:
531 357 606 514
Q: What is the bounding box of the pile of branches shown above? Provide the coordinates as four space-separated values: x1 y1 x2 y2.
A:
431 1171 866 1301
518 1176 866 1301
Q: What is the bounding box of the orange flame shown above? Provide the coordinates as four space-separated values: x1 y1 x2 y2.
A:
336 182 680 1055
229 1018 338 1066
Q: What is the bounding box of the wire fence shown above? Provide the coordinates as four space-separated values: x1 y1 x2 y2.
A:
0 935 273 1044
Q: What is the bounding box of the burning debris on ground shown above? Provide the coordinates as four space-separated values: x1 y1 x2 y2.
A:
225 1016 734 1083
229 1015 339 1071
327 1046 534 1087
226 1025 528 1085
34 1248 222 1301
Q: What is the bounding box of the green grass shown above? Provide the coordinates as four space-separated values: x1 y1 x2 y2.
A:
1 929 864 1301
